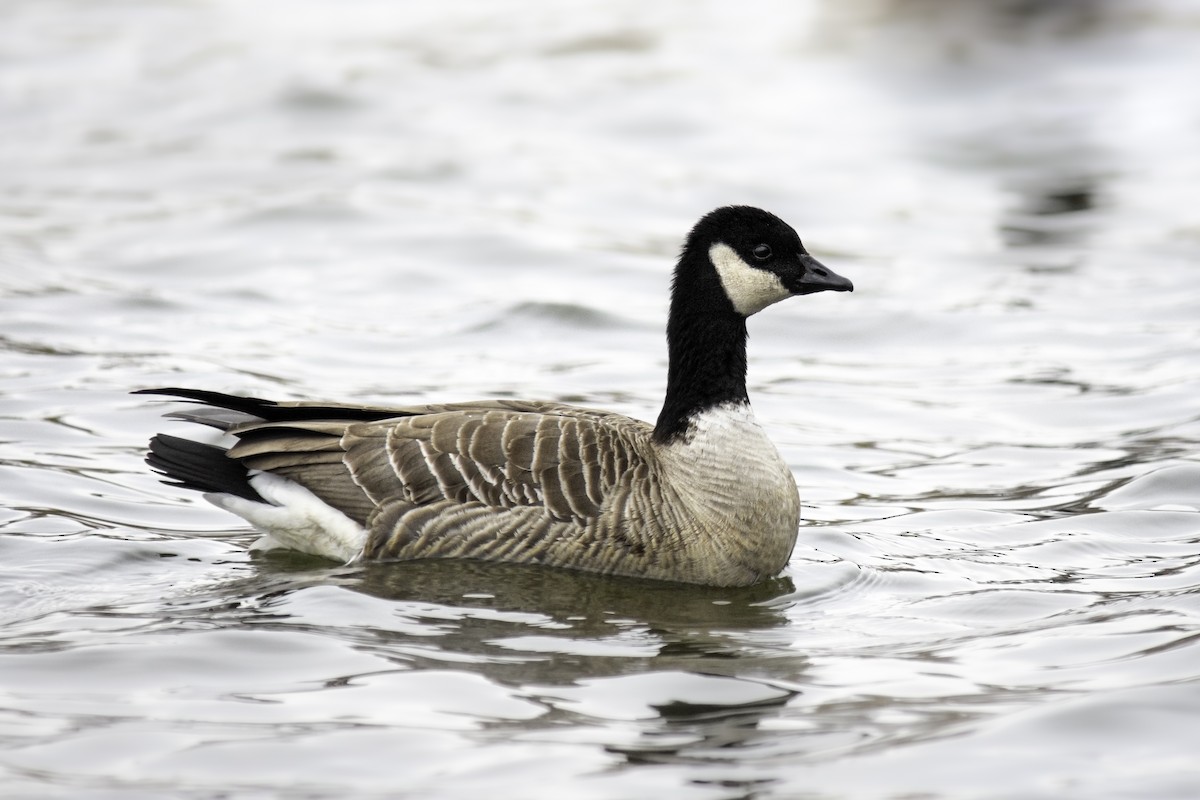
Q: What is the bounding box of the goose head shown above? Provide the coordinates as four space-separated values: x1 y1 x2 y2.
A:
680 205 853 317
655 206 853 443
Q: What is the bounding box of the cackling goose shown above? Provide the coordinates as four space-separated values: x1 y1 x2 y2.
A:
139 205 853 587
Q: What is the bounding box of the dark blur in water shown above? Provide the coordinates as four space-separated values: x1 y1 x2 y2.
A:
2 1 1199 798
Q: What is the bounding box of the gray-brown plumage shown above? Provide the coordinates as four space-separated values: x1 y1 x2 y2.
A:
140 206 853 587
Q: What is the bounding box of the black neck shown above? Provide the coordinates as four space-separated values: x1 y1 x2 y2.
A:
653 264 749 443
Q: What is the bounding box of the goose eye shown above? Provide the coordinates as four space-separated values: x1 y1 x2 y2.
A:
752 244 772 261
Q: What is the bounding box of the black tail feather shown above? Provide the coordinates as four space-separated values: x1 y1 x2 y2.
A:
137 387 407 502
146 433 264 502
134 387 406 424
134 388 281 418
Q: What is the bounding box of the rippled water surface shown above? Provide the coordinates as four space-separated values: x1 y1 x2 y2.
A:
3 1 1200 797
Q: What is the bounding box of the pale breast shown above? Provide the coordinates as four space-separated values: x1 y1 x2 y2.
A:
658 402 801 542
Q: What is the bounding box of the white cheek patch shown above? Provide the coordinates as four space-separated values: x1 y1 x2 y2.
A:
709 243 791 316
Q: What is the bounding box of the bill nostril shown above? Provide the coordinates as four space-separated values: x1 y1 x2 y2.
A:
812 267 828 277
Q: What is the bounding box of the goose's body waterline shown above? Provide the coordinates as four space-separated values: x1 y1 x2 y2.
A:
140 206 853 587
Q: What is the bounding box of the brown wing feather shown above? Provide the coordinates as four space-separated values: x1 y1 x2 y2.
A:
337 407 652 524
182 397 653 532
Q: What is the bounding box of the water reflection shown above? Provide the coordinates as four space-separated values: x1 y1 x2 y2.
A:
226 556 814 774
1001 176 1098 253
604 673 794 774
231 554 800 685
818 0 1135 269
820 0 1122 46
351 558 795 631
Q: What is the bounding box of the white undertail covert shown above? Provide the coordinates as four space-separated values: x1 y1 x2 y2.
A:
210 472 367 562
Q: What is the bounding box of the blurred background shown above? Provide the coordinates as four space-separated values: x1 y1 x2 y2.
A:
2 1 1199 798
